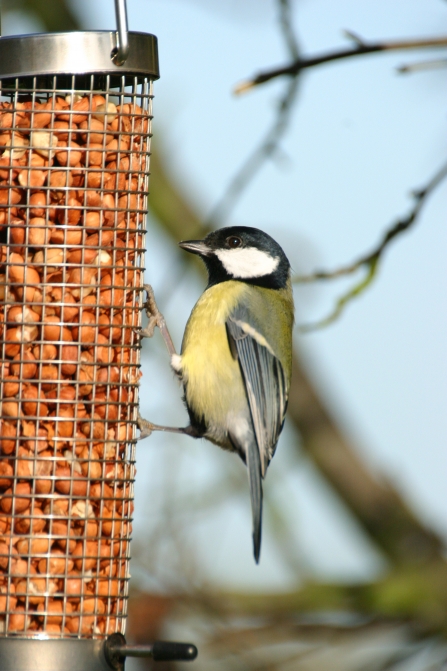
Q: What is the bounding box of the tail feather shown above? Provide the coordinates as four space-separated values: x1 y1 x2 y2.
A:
246 437 263 563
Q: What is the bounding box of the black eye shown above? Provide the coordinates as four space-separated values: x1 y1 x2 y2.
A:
227 236 242 249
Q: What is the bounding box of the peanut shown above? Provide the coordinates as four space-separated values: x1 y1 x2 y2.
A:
3 376 20 397
8 608 30 631
11 349 38 378
30 130 58 157
1 482 31 513
55 141 83 167
0 420 17 455
37 550 74 576
14 507 46 534
16 535 52 555
37 598 73 624
0 461 13 489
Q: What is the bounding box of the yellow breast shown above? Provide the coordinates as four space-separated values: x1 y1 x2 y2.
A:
180 282 248 426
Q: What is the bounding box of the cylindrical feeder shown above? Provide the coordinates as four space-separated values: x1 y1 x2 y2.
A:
0 4 164 667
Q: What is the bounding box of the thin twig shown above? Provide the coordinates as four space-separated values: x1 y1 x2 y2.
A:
204 0 300 229
397 57 447 74
297 161 447 331
278 0 300 60
235 35 447 93
342 29 367 48
299 258 379 333
205 80 299 230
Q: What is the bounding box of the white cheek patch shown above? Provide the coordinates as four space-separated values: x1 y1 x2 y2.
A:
215 247 279 279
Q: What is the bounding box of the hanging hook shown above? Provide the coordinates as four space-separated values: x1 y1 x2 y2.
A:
111 0 129 66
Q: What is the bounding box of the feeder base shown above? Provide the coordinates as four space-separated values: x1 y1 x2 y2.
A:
0 638 115 671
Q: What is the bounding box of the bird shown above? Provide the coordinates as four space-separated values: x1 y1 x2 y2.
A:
139 226 294 563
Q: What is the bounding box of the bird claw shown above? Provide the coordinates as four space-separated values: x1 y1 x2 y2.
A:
137 285 167 339
137 316 157 339
137 413 154 440
143 284 162 322
137 285 177 357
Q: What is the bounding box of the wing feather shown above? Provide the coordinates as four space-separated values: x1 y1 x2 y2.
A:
226 305 288 477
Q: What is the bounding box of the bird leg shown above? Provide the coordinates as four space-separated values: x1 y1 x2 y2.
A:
137 286 197 441
137 413 200 441
138 284 176 357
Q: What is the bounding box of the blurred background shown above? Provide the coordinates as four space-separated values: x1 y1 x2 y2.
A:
4 0 447 668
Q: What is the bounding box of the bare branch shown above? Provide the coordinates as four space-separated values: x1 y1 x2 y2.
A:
397 57 447 74
342 29 367 48
234 35 447 94
296 161 447 331
278 0 300 60
204 0 301 229
299 259 379 332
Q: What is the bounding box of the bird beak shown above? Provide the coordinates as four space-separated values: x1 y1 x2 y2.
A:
178 239 212 257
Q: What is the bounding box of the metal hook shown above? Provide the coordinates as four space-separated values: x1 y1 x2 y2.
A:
111 0 129 66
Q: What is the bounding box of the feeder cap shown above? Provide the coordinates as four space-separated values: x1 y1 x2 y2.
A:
0 31 159 80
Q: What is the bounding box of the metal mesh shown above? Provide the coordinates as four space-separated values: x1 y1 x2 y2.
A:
0 73 153 638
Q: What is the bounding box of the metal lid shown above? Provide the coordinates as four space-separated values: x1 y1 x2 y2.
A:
0 31 159 80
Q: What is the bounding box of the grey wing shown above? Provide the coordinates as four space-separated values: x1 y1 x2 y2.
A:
226 305 288 478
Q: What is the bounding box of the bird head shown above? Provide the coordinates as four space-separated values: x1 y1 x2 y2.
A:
179 226 290 289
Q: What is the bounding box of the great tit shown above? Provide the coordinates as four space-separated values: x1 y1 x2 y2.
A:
169 226 294 563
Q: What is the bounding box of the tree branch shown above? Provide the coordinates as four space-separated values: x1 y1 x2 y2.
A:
397 57 447 74
209 560 447 635
204 79 299 229
235 35 447 94
278 0 300 60
204 0 301 229
130 558 447 645
295 160 447 331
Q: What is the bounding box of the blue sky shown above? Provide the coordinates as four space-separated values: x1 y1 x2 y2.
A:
6 0 446 590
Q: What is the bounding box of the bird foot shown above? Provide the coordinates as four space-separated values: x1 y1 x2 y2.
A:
137 316 158 339
136 413 155 440
137 285 177 356
138 285 163 338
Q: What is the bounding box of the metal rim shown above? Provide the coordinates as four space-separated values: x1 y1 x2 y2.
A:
0 32 159 81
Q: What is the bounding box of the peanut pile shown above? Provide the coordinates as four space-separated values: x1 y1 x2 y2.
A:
0 92 150 636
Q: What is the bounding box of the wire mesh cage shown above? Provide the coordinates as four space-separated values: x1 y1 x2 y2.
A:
0 26 159 644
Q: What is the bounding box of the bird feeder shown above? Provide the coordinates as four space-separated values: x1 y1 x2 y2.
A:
0 1 196 669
